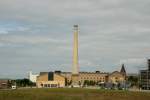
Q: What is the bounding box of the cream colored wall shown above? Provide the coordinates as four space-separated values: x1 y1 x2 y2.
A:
79 73 108 84
61 73 72 82
36 73 65 88
54 74 65 87
108 72 125 84
36 71 126 87
37 81 63 88
37 73 48 81
60 73 108 83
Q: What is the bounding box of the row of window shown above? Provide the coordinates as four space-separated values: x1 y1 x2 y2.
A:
80 77 105 80
80 80 105 83
41 84 58 88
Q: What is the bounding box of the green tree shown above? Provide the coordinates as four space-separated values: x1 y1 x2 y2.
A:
15 78 35 87
127 76 138 87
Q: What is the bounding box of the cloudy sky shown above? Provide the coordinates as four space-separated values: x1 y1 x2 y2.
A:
0 0 150 78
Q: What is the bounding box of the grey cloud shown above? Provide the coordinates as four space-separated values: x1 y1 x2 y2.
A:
0 0 150 78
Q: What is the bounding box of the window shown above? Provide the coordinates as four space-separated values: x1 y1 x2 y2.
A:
51 84 57 88
48 84 50 87
48 72 54 81
44 84 47 87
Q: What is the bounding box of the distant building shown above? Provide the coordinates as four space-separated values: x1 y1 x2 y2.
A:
0 79 11 89
36 65 126 88
140 59 150 90
28 71 39 83
108 71 125 84
61 72 108 86
108 64 126 84
36 72 65 88
140 70 150 90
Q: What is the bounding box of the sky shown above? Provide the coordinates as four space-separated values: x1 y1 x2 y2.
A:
0 0 150 79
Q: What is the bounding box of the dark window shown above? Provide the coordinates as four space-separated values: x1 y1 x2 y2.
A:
44 84 47 87
48 72 54 81
48 84 50 87
51 84 57 87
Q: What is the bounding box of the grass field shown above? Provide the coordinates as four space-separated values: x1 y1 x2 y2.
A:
0 88 150 100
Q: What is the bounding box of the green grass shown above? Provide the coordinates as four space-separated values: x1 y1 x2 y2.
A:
0 88 150 100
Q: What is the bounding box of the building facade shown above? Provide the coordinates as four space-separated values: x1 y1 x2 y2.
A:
36 65 126 88
0 79 11 89
140 70 150 90
36 72 65 88
79 72 108 84
140 59 150 90
28 71 39 83
108 71 126 84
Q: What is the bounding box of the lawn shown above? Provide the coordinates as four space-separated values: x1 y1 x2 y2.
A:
0 88 150 100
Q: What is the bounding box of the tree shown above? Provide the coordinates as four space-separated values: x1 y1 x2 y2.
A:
83 80 96 86
127 76 138 87
14 78 35 87
66 80 72 86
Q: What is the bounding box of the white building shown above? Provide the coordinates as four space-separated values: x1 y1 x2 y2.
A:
28 71 39 83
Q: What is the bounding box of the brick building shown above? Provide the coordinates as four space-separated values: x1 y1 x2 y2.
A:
0 79 11 89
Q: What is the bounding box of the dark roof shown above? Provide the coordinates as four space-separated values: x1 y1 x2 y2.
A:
110 71 120 74
79 72 108 74
39 72 48 76
108 71 122 76
120 64 126 74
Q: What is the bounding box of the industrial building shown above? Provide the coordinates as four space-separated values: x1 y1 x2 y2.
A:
36 25 126 88
36 65 126 88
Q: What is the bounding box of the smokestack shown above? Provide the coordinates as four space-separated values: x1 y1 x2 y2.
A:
71 25 79 87
72 25 79 75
